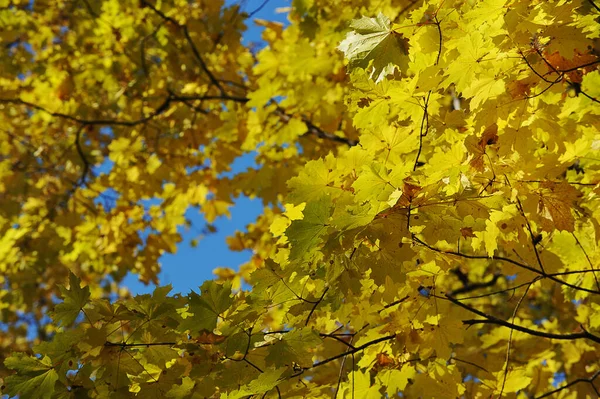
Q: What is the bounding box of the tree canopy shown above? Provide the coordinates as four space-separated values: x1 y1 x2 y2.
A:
1 0 600 397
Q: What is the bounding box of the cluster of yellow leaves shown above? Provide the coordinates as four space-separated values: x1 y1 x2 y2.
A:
1 0 600 398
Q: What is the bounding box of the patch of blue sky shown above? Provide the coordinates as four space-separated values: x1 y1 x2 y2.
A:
552 372 566 387
226 0 291 46
118 1 290 295
218 151 260 179
463 374 481 383
124 195 263 294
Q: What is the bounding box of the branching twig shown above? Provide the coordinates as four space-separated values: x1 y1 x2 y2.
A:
105 341 177 347
535 369 600 398
499 282 533 398
449 273 502 296
272 105 357 147
573 232 600 291
588 0 600 13
140 0 225 95
445 294 600 344
412 234 600 295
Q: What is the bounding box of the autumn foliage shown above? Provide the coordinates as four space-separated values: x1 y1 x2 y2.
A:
1 0 600 397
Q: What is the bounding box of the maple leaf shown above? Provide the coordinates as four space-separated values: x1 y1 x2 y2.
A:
286 195 332 260
222 368 287 399
466 124 499 172
338 13 409 82
179 281 233 333
377 365 416 395
538 181 581 232
265 328 320 367
3 354 59 399
51 272 90 327
195 330 226 345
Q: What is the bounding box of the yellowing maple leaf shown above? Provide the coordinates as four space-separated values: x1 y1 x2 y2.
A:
338 13 409 82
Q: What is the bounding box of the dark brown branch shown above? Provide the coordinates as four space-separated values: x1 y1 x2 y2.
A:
0 93 247 127
573 233 600 291
247 0 270 19
320 333 356 350
140 0 225 94
518 179 598 186
560 59 600 72
0 96 172 126
434 17 442 66
449 273 502 296
382 295 410 310
171 93 249 104
79 0 99 18
293 333 397 375
535 369 600 398
445 294 600 344
244 358 264 373
518 49 559 84
301 116 358 147
452 357 491 375
579 89 600 104
456 277 543 300
515 196 546 274
412 18 442 171
499 282 533 397
413 92 430 171
332 335 353 399
268 268 320 305
105 341 177 347
395 0 421 21
412 235 600 295
273 105 357 146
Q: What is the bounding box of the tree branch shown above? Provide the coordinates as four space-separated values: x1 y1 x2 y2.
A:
105 341 177 347
140 0 225 95
0 93 247 127
535 369 600 398
445 294 600 344
412 235 600 295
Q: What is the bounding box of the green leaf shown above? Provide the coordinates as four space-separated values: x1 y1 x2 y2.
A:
338 13 409 82
221 368 287 399
582 70 600 102
4 354 58 399
378 366 416 395
286 195 331 260
167 376 195 398
51 272 90 327
265 328 321 367
180 281 233 332
4 353 54 373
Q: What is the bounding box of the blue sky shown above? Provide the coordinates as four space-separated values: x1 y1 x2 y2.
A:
125 0 290 295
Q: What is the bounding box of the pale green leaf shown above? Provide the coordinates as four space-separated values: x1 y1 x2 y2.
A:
338 13 409 82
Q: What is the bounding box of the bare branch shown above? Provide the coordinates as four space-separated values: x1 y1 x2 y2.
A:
445 295 600 344
535 370 600 398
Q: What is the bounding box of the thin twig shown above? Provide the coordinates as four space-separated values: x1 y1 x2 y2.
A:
535 369 600 398
444 294 600 344
499 282 533 398
305 287 329 326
